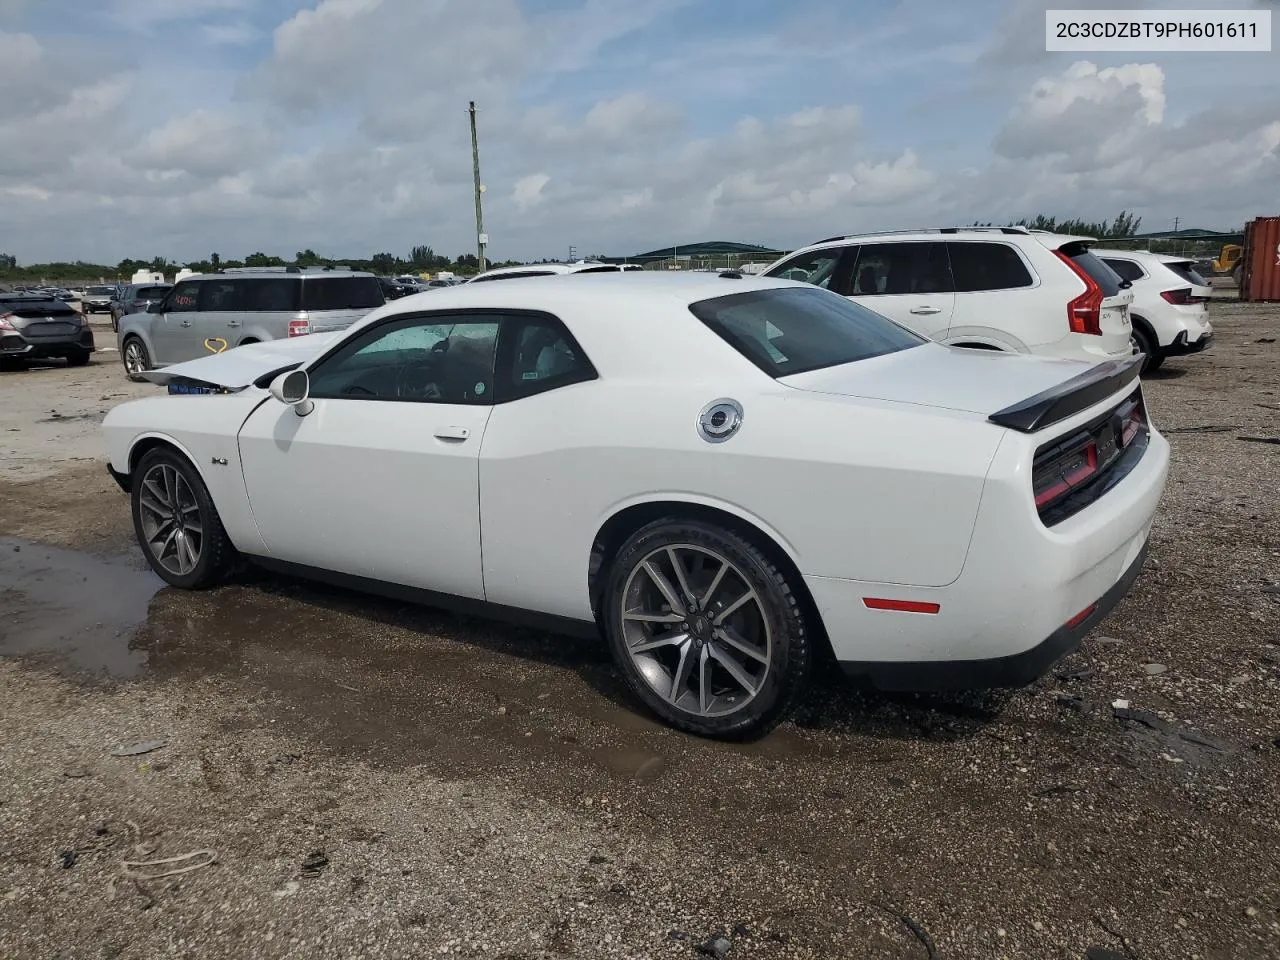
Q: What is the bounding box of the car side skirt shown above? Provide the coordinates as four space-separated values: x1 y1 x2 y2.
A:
245 556 602 640
839 541 1148 691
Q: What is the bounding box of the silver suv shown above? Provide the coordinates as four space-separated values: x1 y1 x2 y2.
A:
117 267 385 381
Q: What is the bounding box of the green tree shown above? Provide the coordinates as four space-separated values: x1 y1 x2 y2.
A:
0 253 15 270
244 251 285 267
210 252 222 270
370 252 399 273
295 249 323 266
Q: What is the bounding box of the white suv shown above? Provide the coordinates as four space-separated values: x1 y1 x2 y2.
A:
1095 249 1213 373
761 227 1135 364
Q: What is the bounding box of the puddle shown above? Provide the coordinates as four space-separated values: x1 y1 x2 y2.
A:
0 537 162 678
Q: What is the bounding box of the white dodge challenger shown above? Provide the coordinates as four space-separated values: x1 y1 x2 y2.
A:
102 272 1170 738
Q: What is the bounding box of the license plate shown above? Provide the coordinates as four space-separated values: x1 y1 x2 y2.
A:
167 381 222 395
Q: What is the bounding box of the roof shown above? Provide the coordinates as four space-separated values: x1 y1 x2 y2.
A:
180 268 374 280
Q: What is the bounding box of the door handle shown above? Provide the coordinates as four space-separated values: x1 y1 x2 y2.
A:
909 306 942 315
180 320 192 327
227 320 241 328
434 426 470 441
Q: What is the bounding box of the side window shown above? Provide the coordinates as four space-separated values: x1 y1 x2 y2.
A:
499 315 596 400
948 242 1035 292
198 279 244 311
165 281 201 312
243 278 301 312
307 316 499 404
301 276 385 310
850 242 952 296
1101 258 1145 283
764 248 854 293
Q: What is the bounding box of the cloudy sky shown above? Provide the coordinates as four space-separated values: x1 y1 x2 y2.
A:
1 0 1277 266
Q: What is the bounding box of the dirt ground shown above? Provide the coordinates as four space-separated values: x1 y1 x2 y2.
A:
1 307 1278 960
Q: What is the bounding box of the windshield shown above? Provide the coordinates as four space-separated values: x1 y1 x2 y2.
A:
87 286 115 295
689 286 924 378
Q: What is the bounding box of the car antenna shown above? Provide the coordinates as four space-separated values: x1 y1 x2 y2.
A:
718 269 743 279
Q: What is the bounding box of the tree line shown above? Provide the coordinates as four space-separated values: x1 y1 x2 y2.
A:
0 245 521 283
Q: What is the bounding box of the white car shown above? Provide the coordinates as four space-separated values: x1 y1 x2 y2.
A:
1096 250 1214 373
102 273 1169 737
467 261 642 282
760 227 1135 365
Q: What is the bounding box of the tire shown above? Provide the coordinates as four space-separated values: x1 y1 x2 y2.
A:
122 337 150 382
602 518 812 739
130 447 236 589
66 349 91 367
1131 323 1162 374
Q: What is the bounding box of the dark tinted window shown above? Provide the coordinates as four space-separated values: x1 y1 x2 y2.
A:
501 315 596 399
308 317 498 404
764 247 854 293
135 285 171 302
86 285 115 295
243 278 301 311
948 242 1035 292
850 242 952 295
6 302 77 318
1065 247 1122 296
301 276 384 310
690 287 924 379
198 279 244 311
165 282 200 312
471 270 557 282
1101 258 1145 283
1164 260 1208 286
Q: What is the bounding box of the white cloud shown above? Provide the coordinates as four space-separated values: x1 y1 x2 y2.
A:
109 0 252 30
512 173 550 211
202 20 259 45
125 109 275 179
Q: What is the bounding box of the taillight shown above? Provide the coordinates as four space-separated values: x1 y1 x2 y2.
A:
1160 288 1205 305
1033 437 1099 508
288 320 310 337
1054 250 1103 335
1120 394 1147 447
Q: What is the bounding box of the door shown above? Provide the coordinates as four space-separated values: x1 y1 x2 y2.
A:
237 313 501 599
194 277 246 352
150 280 202 364
847 241 954 339
945 240 1039 348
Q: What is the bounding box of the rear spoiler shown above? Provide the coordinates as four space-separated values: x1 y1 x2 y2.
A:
989 355 1143 433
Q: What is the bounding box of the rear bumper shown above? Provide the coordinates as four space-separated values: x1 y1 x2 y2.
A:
1164 328 1213 357
0 329 95 356
838 541 1148 690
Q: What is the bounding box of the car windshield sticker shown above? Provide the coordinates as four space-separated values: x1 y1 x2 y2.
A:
474 382 486 395
522 372 538 380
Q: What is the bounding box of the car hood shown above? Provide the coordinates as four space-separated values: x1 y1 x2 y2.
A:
138 333 341 388
779 342 1101 417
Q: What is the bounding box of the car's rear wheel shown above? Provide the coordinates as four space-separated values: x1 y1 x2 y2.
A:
602 519 812 739
131 448 235 589
66 349 90 367
1131 323 1163 374
122 337 150 381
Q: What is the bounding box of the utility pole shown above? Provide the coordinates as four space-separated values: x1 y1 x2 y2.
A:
469 101 487 272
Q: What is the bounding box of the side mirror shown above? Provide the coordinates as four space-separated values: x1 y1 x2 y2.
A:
269 369 313 416
146 301 163 313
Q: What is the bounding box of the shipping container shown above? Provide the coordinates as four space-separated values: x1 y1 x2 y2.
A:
1241 216 1280 302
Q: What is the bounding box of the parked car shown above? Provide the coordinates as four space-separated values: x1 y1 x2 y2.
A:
101 272 1168 737
378 276 415 299
467 261 640 282
760 227 1135 365
110 283 173 332
1095 250 1213 372
115 268 384 382
0 293 95 367
81 285 120 315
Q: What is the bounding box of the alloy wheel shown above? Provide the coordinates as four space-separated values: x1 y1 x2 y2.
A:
124 341 146 376
618 543 772 718
137 463 203 576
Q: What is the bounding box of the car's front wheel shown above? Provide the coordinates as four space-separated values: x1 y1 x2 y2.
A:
602 519 812 739
130 448 235 589
122 337 150 381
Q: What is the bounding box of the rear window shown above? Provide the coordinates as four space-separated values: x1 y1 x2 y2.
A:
301 276 384 311
1164 261 1208 287
135 286 171 300
87 285 115 295
689 286 924 379
1063 247 1122 297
